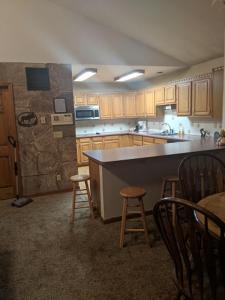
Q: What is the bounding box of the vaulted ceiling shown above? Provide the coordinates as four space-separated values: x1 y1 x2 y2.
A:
0 0 224 81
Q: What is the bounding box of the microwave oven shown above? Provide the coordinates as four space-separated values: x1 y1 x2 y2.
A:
75 105 100 120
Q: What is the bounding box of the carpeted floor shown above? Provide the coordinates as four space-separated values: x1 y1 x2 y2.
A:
0 192 177 300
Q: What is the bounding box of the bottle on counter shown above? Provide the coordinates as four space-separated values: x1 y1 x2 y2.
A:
178 124 184 136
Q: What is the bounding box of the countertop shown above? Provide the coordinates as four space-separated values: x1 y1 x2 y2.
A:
84 135 225 165
76 130 190 141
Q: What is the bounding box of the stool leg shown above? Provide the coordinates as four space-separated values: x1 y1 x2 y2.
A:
70 183 76 224
120 197 128 248
160 179 166 198
139 197 151 246
85 180 94 218
171 182 176 197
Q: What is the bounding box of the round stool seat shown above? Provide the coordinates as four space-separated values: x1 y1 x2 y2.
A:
120 186 146 198
70 174 90 182
162 175 179 182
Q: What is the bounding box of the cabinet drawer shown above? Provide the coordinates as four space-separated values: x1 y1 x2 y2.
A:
154 138 167 144
143 136 154 144
104 135 118 141
92 136 103 142
132 135 142 142
79 138 92 143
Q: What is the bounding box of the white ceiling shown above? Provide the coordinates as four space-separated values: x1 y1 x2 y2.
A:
72 65 183 82
0 0 224 83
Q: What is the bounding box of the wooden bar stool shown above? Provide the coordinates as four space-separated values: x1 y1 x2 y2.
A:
119 186 150 248
161 176 180 198
70 174 94 223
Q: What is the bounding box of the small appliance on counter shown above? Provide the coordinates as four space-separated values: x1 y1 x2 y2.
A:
200 128 210 138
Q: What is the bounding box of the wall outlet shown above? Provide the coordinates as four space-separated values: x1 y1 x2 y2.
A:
40 116 46 124
56 174 61 181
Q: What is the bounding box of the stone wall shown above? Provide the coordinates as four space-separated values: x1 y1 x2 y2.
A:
0 63 77 195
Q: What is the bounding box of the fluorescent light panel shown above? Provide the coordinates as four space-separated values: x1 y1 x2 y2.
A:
115 69 145 82
73 68 97 82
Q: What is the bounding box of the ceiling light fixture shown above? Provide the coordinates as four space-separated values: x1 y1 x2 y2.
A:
115 70 145 82
73 68 97 82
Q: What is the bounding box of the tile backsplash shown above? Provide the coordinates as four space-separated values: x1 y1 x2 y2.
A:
75 119 137 135
146 108 222 135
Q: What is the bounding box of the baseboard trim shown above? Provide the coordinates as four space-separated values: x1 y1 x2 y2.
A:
100 209 153 224
25 188 73 198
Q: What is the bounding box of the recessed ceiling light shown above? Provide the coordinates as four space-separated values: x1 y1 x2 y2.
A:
73 68 97 82
115 70 145 82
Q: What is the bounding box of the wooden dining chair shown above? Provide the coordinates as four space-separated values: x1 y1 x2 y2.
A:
178 153 225 203
153 197 225 300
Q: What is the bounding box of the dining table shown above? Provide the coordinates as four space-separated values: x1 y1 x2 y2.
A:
196 191 225 237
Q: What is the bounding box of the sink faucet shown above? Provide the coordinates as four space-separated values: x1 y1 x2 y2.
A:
161 122 172 134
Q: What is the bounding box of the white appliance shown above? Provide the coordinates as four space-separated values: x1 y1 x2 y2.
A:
51 113 73 125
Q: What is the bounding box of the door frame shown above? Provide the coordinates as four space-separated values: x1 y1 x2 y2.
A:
0 82 21 198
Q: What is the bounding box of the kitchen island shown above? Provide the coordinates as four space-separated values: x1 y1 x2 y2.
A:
84 134 225 222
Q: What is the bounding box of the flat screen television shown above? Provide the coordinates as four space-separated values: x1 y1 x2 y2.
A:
26 67 50 91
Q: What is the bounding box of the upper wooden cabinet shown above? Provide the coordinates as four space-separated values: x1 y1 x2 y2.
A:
192 79 212 116
86 94 99 105
176 82 192 116
99 95 112 119
145 90 156 117
212 68 224 120
112 94 124 118
155 87 165 105
165 85 176 104
123 93 136 118
135 92 145 117
75 94 99 105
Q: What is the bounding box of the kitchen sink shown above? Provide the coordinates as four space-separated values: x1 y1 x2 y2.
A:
159 132 178 136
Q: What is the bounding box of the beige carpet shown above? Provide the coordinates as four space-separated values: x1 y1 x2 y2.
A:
0 192 177 300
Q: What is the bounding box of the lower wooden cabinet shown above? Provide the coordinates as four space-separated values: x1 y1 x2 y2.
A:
79 138 92 164
132 135 143 146
143 136 155 145
154 138 167 144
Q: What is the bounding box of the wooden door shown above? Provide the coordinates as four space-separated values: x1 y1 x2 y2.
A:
112 94 124 118
192 79 212 116
165 85 176 104
99 95 112 119
0 84 17 199
135 92 145 117
145 90 156 117
87 94 99 105
155 87 165 105
176 82 192 116
123 93 136 117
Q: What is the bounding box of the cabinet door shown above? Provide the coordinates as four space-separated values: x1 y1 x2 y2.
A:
165 85 176 104
123 93 136 117
155 87 165 105
119 135 131 147
104 140 119 149
133 135 143 146
112 94 124 118
145 90 156 117
176 82 192 116
75 94 86 105
143 136 154 145
212 68 224 120
192 79 212 116
135 92 145 117
92 142 103 150
87 94 99 105
80 142 92 164
99 95 112 119
76 139 81 164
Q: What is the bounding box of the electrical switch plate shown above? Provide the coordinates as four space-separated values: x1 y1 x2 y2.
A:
56 174 61 181
53 131 63 138
40 116 46 124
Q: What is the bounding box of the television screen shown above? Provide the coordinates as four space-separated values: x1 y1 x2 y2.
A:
26 67 50 91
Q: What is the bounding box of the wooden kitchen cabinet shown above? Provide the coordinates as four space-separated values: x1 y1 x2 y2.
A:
119 135 132 147
123 93 136 118
212 68 224 120
192 79 212 116
143 136 155 145
75 94 86 105
79 138 92 164
132 135 143 146
86 94 99 105
145 90 156 117
92 136 104 150
104 135 120 149
154 138 167 144
176 81 192 116
135 92 145 117
165 85 176 104
99 95 112 119
155 87 165 105
112 94 124 118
